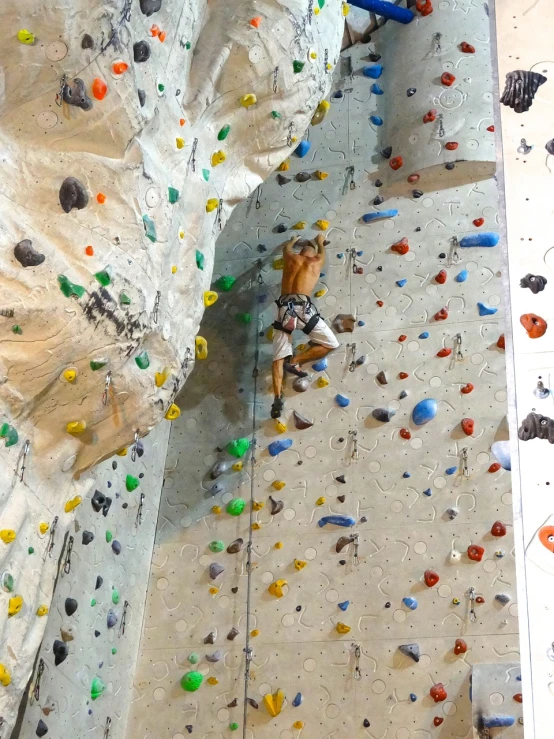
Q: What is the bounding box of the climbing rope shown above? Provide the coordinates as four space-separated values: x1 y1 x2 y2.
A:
241 266 264 738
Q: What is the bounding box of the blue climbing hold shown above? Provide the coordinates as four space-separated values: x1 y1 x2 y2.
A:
398 390 408 399
412 398 438 426
349 0 414 23
456 269 468 283
362 209 398 223
482 716 515 729
410 693 417 702
292 693 303 707
403 471 411 478
445 466 457 476
318 515 356 528
338 600 350 611
294 140 311 158
396 279 407 287
371 83 384 95
403 597 418 610
336 394 350 408
312 358 328 371
332 90 344 99
423 488 432 496
268 439 293 457
358 320 366 327
370 115 383 126
419 331 429 339
363 64 383 79
478 302 498 316
459 232 500 248
337 253 344 259
357 251 364 257
491 440 511 471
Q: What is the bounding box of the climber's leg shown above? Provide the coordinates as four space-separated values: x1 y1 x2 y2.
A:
292 317 339 365
272 328 293 418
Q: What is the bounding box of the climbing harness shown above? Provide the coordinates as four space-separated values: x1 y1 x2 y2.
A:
273 295 321 337
63 536 74 575
18 439 30 482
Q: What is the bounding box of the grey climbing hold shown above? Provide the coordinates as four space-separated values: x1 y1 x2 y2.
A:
445 162 455 170
36 719 49 737
111 540 122 555
227 627 239 641
372 408 396 423
376 370 388 385
53 639 69 666
65 598 78 616
293 376 310 392
82 531 94 545
206 650 222 662
63 78 92 111
495 593 511 605
373 195 384 205
209 563 224 580
407 87 417 96
14 239 45 268
293 411 313 430
138 89 146 107
107 609 118 628
133 41 151 62
546 139 554 156
59 177 88 213
333 314 356 333
204 632 216 644
276 224 287 233
95 576 103 590
227 698 238 708
227 538 243 554
210 481 225 496
210 459 232 479
269 495 284 515
81 34 94 49
520 273 547 294
381 146 392 159
295 172 311 182
277 174 291 186
446 506 459 519
399 643 420 662
500 70 546 113
60 624 76 642
336 535 356 552
518 412 554 443
412 190 423 198
140 0 162 16
91 490 107 512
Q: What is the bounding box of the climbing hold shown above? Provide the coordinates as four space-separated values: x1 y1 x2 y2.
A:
165 404 181 420
460 41 475 53
181 671 203 692
501 70 546 113
459 232 500 247
441 72 455 86
410 694 417 703
272 481 286 491
8 595 23 616
209 563 224 580
125 474 139 492
362 209 398 224
335 622 351 634
227 438 250 458
111 540 122 555
456 269 468 282
269 496 284 515
445 466 457 475
371 83 384 95
0 665 11 687
268 580 288 598
423 109 437 124
389 156 403 170
293 60 305 73
396 279 407 287
53 639 69 666
0 530 16 545
294 559 307 571
520 273 547 293
336 535 356 553
435 269 447 284
226 539 243 554
434 307 448 321
399 644 420 662
419 331 429 339
434 717 444 727
521 313 547 338
37 605 49 617
424 570 439 587
59 274 86 299
467 544 485 562
399 428 411 440
430 683 447 703
206 198 218 212
294 141 311 158
268 439 293 456
318 515 356 528
436 348 452 358
92 78 108 101
478 302 498 316
495 593 511 605
112 61 128 75
453 638 468 655
263 688 285 717
363 64 383 79
391 237 409 255
416 0 433 14
226 498 246 517
17 29 35 44
315 497 325 506
497 334 505 349
473 217 485 227
59 177 88 213
445 142 459 150
370 115 383 126
14 239 45 268
491 440 511 471
402 597 418 610
133 40 151 62
335 394 350 408
412 399 438 425
64 496 82 513
376 371 388 385
211 150 226 167
82 531 94 545
372 408 396 423
514 694 523 703
195 336 208 359
67 419 87 435
316 219 329 230
277 174 290 186
461 418 475 436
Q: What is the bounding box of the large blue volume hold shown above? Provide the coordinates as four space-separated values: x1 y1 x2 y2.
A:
268 439 293 456
482 716 515 729
412 398 438 425
349 0 415 23
318 515 356 528
459 232 500 247
363 64 383 79
362 209 398 223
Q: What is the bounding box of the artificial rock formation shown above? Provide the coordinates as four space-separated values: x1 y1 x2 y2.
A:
0 0 342 727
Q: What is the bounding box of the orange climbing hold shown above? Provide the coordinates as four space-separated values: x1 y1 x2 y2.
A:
391 237 409 255
85 245 94 256
467 544 485 562
521 313 547 339
473 217 485 227
445 142 458 150
497 333 505 349
434 307 448 321
441 72 456 87
461 383 474 394
389 156 403 171
436 348 452 358
92 78 107 100
400 428 411 440
158 31 167 42
96 193 106 204
461 42 475 53
489 462 501 473
461 418 474 436
423 109 437 124
435 269 447 284
112 61 128 75
416 0 433 15
250 16 262 27
179 118 185 126
454 638 468 654
150 24 160 36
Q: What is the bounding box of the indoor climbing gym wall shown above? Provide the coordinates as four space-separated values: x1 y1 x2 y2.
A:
125 3 523 739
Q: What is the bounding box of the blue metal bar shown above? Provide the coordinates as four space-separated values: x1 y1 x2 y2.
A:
348 0 414 24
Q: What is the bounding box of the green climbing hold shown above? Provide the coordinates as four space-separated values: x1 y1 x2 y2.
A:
218 124 231 141
196 250 205 270
184 41 191 49
226 438 250 458
157 83 165 92
226 498 246 516
168 186 180 204
90 359 107 371
0 424 18 448
112 588 120 605
188 652 200 664
91 676 106 700
318 0 325 7
106 531 113 543
11 325 22 335
271 111 282 119
120 292 131 305
293 60 305 73
94 268 111 287
180 670 203 692
209 540 225 553
58 274 85 299
215 275 236 292
28 547 34 555
236 312 251 324
126 474 140 492
135 351 150 370
202 169 211 183
111 648 117 655
143 215 157 243
90 598 96 606
229 723 239 731
2 573 14 593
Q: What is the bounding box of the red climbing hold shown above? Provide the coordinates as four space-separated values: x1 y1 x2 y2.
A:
467 544 485 562
445 142 459 150
514 693 523 703
389 156 403 171
497 334 505 349
488 462 501 473
430 683 447 703
461 383 474 394
400 428 411 440
433 718 444 727
476 596 485 604
454 638 468 655
434 307 448 321
487 125 495 132
423 110 437 124
112 61 129 75
424 570 439 587
521 313 547 339
407 174 420 183
460 42 476 53
435 269 447 284
85 245 94 256
398 335 407 342
473 217 485 227
97 193 106 204
416 0 434 16
92 78 107 100
491 521 507 537
461 418 475 436
391 238 409 255
436 348 452 358
441 72 456 87
250 16 262 27
399 372 409 379
179 118 186 126
376 300 384 307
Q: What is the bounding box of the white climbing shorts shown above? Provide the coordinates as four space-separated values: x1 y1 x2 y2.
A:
272 296 339 362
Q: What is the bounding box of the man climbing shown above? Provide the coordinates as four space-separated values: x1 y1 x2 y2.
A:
271 233 339 418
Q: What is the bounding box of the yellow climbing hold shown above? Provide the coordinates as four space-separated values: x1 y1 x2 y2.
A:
278 160 290 171
211 150 226 166
291 136 297 143
250 629 260 637
253 500 264 511
203 291 219 307
65 496 82 513
326 63 333 71
252 522 261 530
315 169 329 180
272 480 286 491
17 29 35 44
36 605 49 617
179 230 185 239
8 595 23 617
209 587 219 595
0 664 11 687
268 579 287 598
207 677 219 685
292 221 306 230
314 5 320 12
165 403 181 420
267 326 275 341
232 461 243 471
171 265 177 274
117 447 128 456
195 336 208 360
316 496 325 506
263 688 285 717
176 137 185 149
39 522 49 535
309 50 318 59
274 541 283 549
293 721 304 730
67 420 86 434
342 2 350 15
316 376 329 388
294 559 307 570
273 256 284 270
155 368 170 387
275 419 287 433
314 288 326 298
316 219 329 230
212 505 222 514
240 93 257 108
0 530 16 545
63 368 77 382
206 198 219 213
336 622 351 634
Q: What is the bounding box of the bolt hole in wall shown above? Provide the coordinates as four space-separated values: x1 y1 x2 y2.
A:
118 2 524 738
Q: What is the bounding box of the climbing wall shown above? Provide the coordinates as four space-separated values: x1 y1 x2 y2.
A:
126 5 522 739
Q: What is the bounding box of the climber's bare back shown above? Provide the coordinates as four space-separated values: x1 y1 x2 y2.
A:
281 236 325 295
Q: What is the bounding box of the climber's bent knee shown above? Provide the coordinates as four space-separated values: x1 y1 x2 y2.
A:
307 318 340 351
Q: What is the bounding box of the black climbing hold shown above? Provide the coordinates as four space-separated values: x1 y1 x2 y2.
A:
14 239 45 268
94 630 101 637
112 540 122 555
65 598 78 616
381 146 392 159
276 224 287 233
91 490 106 512
138 89 146 107
339 559 346 565
122 502 128 509
377 266 382 271
140 0 162 16
363 719 370 728
63 78 92 111
335 475 346 484
227 538 243 554
103 497 112 516
373 195 384 206
112 461 117 470
375 179 383 187
445 162 455 170
407 87 416 97
415 227 421 232
227 627 239 641
518 412 554 443
136 441 144 458
269 496 284 515
520 273 547 294
372 408 395 423
360 516 367 523
295 172 311 183
185 727 193 735
385 602 391 608
107 609 118 628
412 190 423 198
36 719 49 737
398 390 408 399
81 34 94 49
133 41 151 63
277 174 291 186
337 495 345 503
332 90 343 99
338 437 344 443
53 639 69 666
257 244 267 252
376 370 388 385
293 411 313 430
546 139 554 156
82 531 94 545
247 698 259 709
59 177 88 213
368 52 381 62
297 460 303 465
295 605 302 612
231 587 238 594
500 70 547 113
95 576 103 590
438 252 446 259
204 632 215 644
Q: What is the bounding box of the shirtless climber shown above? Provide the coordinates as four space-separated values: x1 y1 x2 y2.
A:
271 233 340 418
